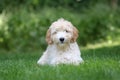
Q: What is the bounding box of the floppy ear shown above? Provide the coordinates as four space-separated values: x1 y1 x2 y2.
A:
46 29 53 44
71 27 79 43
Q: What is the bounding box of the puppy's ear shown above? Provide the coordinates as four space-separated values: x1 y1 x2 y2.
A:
71 27 79 43
46 29 53 44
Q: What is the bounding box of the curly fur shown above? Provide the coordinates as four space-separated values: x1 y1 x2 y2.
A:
37 18 83 65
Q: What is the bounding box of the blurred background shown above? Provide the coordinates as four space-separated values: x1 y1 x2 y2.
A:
0 0 120 52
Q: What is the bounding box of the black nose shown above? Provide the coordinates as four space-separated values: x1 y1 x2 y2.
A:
59 38 64 42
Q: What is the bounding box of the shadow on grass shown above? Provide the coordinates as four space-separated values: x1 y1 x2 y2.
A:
0 51 40 61
0 45 120 61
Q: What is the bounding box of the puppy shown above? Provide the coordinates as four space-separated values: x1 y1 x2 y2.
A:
37 18 83 65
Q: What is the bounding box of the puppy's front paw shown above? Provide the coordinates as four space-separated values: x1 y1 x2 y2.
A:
37 60 46 65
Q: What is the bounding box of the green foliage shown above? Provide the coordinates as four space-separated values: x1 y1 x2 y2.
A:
0 3 120 51
78 4 114 45
0 0 120 51
0 0 112 12
0 45 120 80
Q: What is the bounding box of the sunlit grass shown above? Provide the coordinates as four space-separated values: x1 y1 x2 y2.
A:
82 37 120 50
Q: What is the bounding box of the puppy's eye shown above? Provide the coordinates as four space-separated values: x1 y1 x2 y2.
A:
53 31 57 34
65 30 69 33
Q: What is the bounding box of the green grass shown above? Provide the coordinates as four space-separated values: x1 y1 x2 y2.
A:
0 45 120 80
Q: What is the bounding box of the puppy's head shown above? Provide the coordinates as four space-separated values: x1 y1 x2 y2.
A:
46 18 79 45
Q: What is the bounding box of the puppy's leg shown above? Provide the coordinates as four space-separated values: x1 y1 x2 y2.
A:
37 52 48 65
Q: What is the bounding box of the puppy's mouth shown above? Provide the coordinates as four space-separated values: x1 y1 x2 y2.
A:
61 41 64 44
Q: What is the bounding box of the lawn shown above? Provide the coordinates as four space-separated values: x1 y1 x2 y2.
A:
0 45 120 80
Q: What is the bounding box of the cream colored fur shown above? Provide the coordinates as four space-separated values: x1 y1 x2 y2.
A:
37 18 83 65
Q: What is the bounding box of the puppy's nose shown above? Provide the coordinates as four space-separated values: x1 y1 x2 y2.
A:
59 38 64 42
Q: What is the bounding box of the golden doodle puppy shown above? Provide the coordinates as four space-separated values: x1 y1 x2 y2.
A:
37 18 83 66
